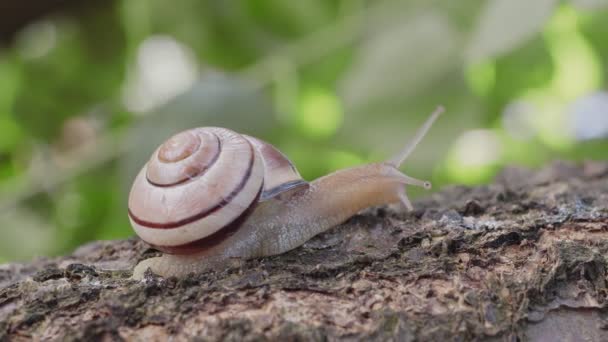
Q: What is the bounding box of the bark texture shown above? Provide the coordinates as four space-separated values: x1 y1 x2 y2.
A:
1 161 608 341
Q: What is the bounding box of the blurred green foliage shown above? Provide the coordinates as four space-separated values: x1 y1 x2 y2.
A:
0 0 607 262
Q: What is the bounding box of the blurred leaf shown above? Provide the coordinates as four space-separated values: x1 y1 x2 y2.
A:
485 37 555 123
569 0 608 10
296 86 343 140
0 54 22 115
466 0 557 62
0 55 24 153
336 10 471 167
578 8 608 81
0 116 23 153
54 166 117 254
299 45 353 87
543 6 602 101
0 208 53 260
245 0 338 37
340 11 461 110
137 0 275 69
12 4 126 141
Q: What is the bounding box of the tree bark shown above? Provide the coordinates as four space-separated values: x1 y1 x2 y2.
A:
1 161 608 341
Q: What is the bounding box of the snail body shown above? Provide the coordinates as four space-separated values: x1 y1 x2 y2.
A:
129 107 444 279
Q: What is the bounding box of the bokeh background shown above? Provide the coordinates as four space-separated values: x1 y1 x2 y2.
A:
1 0 607 263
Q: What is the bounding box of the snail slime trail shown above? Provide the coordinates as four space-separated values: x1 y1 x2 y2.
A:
128 107 445 279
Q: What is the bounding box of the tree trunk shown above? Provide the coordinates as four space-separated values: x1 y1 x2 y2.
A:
1 161 608 341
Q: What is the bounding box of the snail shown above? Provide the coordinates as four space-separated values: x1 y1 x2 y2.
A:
128 106 444 279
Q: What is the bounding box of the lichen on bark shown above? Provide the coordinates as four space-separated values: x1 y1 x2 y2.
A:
1 161 608 341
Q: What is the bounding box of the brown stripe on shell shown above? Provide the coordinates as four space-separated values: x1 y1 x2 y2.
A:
128 139 255 229
146 133 222 187
148 185 263 254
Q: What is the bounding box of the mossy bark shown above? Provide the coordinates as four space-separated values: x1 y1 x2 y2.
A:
1 161 608 341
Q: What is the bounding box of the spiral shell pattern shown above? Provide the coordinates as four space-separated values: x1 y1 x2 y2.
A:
128 127 264 254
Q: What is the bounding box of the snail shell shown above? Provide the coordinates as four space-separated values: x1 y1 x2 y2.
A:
127 127 308 254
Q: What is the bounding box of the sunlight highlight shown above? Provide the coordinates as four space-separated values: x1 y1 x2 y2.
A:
544 6 601 101
569 91 608 141
465 60 496 96
297 87 343 139
513 5 602 150
16 20 58 60
123 35 199 113
446 129 503 185
326 149 365 170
